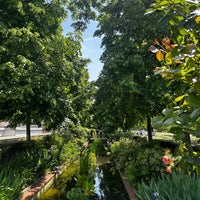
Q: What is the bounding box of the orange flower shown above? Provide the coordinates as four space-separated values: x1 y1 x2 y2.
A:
162 37 171 46
154 38 159 45
164 149 170 155
165 166 172 173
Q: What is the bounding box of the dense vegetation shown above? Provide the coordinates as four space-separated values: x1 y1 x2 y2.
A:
1 0 200 199
0 0 93 140
0 131 87 199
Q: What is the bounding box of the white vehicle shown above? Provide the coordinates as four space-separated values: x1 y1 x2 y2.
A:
136 129 147 136
136 129 156 137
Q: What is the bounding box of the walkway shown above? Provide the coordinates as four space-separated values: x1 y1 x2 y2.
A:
0 132 50 141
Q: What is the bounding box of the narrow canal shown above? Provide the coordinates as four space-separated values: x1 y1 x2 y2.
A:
38 159 129 200
93 161 129 200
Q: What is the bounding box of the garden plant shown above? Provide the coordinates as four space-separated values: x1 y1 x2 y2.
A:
0 132 85 200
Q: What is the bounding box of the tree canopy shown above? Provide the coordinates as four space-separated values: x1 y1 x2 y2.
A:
93 0 170 139
0 0 91 140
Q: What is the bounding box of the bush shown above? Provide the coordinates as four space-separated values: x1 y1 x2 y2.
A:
126 145 163 185
110 138 144 169
136 172 200 200
0 133 85 199
107 130 135 140
110 138 164 185
66 187 88 200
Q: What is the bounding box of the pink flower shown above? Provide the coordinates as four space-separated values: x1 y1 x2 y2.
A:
162 155 171 165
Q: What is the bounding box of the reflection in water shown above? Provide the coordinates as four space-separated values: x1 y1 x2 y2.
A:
93 162 129 200
94 166 105 198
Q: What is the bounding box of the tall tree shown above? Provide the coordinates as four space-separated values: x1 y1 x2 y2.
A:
0 0 90 140
93 0 170 140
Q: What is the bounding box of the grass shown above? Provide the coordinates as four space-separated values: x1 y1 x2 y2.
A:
153 132 174 141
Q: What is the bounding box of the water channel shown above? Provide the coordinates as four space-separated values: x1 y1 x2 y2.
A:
93 161 129 200
38 159 129 200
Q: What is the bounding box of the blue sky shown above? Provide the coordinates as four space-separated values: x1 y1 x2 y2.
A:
62 19 103 81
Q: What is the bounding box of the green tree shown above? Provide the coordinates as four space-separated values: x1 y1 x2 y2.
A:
149 0 200 145
67 0 106 31
93 0 170 140
0 0 90 140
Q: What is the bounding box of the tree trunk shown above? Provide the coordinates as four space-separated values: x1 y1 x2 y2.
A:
26 121 31 141
147 115 152 142
183 132 191 146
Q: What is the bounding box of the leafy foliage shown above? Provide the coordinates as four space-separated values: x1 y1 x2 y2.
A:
0 134 84 199
0 0 92 140
109 138 164 185
93 0 170 135
149 0 200 142
66 187 88 200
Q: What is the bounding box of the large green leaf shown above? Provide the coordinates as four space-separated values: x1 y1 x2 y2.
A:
187 96 200 108
163 117 174 126
162 108 172 116
169 125 183 135
192 128 200 137
189 108 200 120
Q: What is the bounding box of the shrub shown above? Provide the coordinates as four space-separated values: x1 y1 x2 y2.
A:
90 138 107 157
110 138 144 169
110 138 164 185
0 166 31 200
0 133 85 199
107 130 135 140
126 145 163 185
66 187 88 200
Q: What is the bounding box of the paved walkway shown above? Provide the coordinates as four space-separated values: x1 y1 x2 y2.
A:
20 173 55 200
0 132 50 141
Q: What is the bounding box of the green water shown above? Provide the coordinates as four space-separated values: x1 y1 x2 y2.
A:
38 160 79 200
38 159 129 200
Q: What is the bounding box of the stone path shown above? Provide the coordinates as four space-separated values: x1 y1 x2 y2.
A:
19 173 54 200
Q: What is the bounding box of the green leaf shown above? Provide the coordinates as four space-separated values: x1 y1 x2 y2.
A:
189 108 200 119
162 108 172 116
158 0 169 6
169 126 182 134
152 115 164 127
177 15 184 21
177 35 185 44
163 117 174 126
187 96 200 108
145 8 156 15
175 95 186 102
192 129 200 137
179 28 188 36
